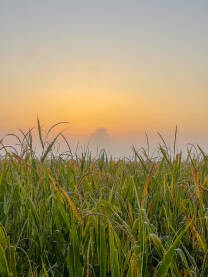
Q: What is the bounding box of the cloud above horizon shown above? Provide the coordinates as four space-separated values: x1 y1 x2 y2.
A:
89 127 110 148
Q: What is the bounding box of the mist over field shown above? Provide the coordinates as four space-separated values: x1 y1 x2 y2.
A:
2 122 208 159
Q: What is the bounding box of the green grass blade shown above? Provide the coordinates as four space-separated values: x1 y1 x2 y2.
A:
154 222 191 277
37 116 44 150
0 244 10 276
41 133 60 162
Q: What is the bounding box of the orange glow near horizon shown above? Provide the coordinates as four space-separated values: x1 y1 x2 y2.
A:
1 80 208 136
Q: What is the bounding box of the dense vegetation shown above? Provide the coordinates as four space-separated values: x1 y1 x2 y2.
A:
0 122 208 276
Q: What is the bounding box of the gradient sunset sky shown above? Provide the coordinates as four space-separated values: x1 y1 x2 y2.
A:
1 1 208 151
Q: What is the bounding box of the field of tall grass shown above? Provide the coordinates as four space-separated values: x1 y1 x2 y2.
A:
0 121 208 276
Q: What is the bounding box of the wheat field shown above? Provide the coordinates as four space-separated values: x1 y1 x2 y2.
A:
0 121 207 276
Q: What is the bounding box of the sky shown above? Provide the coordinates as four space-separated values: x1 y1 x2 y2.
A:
1 1 208 155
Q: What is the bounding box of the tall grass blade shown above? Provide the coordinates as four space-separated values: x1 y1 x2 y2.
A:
154 222 191 277
37 116 44 150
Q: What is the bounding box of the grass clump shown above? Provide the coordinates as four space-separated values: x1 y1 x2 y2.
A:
0 121 208 276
